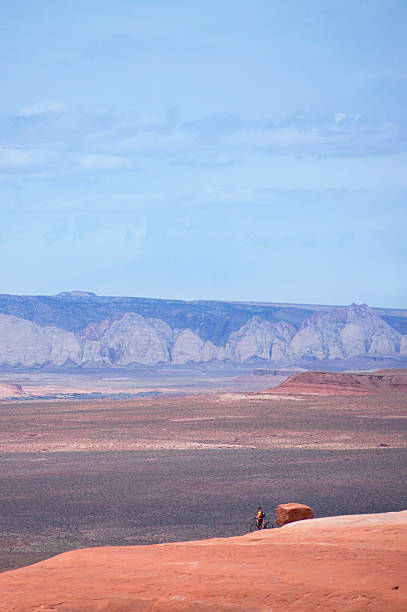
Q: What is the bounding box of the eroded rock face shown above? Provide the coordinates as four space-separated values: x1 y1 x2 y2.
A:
226 317 295 362
0 304 405 368
400 335 407 354
101 314 172 366
80 313 173 366
276 503 314 526
289 310 346 360
268 370 407 395
288 303 401 360
171 329 225 364
0 314 82 367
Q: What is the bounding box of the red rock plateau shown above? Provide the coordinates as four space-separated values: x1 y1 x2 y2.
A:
0 510 406 611
265 369 407 396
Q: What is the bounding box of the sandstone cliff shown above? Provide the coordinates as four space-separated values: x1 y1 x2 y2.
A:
0 314 81 367
0 510 406 611
225 316 295 362
288 303 402 360
0 302 406 369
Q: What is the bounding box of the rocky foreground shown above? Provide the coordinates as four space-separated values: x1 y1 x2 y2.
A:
1 511 406 611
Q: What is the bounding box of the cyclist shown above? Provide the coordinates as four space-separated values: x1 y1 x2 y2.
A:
256 506 265 529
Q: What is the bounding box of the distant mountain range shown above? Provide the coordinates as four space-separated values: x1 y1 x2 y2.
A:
0 292 406 369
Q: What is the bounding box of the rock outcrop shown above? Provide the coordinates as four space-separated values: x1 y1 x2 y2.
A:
0 510 406 611
288 303 401 360
268 369 407 395
171 329 226 364
0 314 82 367
81 313 173 366
226 316 295 362
276 502 314 526
0 303 406 369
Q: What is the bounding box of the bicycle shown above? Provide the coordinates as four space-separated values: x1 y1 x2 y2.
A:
249 516 273 531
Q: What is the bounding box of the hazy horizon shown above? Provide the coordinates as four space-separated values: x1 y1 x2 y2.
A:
1 289 406 313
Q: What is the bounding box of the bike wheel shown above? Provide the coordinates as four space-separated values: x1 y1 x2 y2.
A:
263 521 273 529
249 522 258 532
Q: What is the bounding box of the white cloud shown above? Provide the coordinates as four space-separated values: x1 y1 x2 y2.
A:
2 108 405 179
171 150 241 167
0 148 57 168
18 100 66 117
112 131 196 154
218 114 402 157
224 126 323 150
334 113 347 123
77 154 133 170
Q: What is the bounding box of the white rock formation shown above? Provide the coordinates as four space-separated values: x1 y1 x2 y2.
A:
81 313 172 366
226 317 295 362
0 304 403 368
342 304 400 356
0 314 81 367
340 322 367 357
171 329 225 364
289 304 401 360
80 339 111 366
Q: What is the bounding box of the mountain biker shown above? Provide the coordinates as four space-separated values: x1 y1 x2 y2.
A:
256 506 265 529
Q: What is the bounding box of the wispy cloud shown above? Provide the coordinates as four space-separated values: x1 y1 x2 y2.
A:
0 106 405 180
76 153 133 170
18 100 66 117
170 151 241 167
0 148 57 168
110 130 196 154
221 113 403 157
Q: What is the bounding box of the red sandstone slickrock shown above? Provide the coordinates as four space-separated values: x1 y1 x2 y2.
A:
0 510 406 611
276 502 314 525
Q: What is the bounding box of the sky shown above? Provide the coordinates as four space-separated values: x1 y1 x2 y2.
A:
1 0 406 307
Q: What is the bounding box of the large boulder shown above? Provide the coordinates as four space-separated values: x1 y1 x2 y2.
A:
276 502 314 526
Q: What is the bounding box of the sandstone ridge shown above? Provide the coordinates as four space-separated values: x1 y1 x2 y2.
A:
0 302 407 369
267 369 407 395
0 510 406 611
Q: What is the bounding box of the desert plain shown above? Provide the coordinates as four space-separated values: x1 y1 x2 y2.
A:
0 370 406 582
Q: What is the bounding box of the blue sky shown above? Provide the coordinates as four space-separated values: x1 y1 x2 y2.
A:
1 0 406 307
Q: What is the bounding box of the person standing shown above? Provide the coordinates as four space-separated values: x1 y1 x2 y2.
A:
256 506 265 529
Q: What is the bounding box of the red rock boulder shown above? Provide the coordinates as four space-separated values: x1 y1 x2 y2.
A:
276 502 314 526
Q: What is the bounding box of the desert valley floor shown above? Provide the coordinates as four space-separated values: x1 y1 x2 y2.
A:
1 379 406 574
